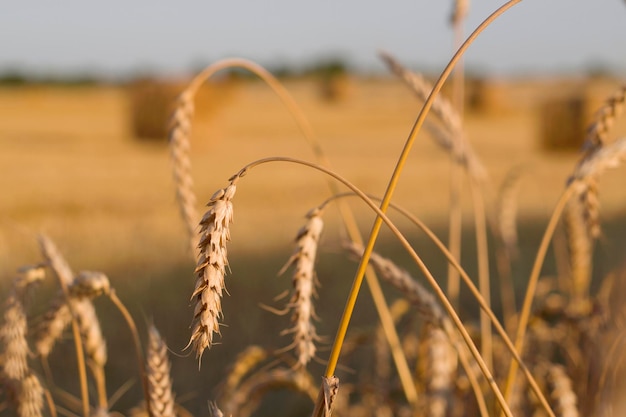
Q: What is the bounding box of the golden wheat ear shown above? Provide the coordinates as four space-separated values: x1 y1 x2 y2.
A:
277 208 324 368
2 266 45 381
1 266 47 417
188 179 237 362
145 325 176 417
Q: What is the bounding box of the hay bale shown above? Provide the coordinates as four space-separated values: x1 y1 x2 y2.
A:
128 78 180 141
465 77 509 116
539 92 589 151
127 77 238 142
318 74 351 103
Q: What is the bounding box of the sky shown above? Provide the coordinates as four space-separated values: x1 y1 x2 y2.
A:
2 1 626 79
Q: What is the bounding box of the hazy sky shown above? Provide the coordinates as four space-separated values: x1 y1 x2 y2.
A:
2 1 626 78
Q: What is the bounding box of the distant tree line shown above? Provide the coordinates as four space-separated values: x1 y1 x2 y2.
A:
0 70 102 86
0 57 352 86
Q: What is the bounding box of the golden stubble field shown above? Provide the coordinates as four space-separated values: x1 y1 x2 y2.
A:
1 74 626 415
1 76 624 271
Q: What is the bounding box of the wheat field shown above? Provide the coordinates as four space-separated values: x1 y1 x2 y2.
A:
1 7 626 415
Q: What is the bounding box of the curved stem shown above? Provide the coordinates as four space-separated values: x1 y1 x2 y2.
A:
470 179 493 372
319 0 523 386
108 290 152 417
46 274 89 417
186 58 320 158
503 184 576 405
447 0 467 314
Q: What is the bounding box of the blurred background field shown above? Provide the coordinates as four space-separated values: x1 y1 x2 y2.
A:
1 73 626 414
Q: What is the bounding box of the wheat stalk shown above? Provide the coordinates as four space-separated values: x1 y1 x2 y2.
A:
146 325 176 417
380 49 493 370
450 0 470 26
278 208 324 368
188 178 238 362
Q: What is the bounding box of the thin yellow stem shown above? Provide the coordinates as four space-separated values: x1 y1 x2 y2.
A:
503 184 576 405
91 364 108 410
470 180 493 372
321 0 523 386
46 268 90 417
447 0 467 310
447 166 463 309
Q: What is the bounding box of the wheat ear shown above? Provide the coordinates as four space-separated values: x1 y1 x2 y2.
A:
168 90 198 254
378 51 486 181
188 178 238 362
278 208 324 368
563 198 592 310
146 325 176 417
70 272 110 375
571 137 626 238
2 266 45 382
17 372 44 417
546 364 579 417
585 85 626 148
34 296 72 359
418 325 458 417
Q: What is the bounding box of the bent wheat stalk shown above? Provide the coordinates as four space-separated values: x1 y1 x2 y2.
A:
318 8 526 410
380 50 493 370
37 235 89 417
170 57 417 405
